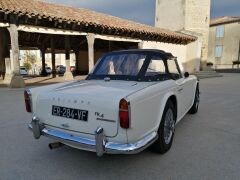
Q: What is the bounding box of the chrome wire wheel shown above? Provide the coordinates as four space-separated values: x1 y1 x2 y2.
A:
163 108 175 145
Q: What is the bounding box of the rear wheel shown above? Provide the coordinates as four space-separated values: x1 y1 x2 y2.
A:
188 85 200 114
150 100 176 154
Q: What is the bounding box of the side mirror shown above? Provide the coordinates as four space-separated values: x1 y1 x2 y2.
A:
184 72 189 78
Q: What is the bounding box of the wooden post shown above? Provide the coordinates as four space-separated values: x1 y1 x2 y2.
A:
0 29 4 80
6 23 25 88
51 36 56 78
74 49 80 75
40 46 47 76
3 32 11 82
87 33 95 73
63 36 74 80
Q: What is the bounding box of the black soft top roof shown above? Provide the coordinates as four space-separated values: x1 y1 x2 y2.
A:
106 49 175 60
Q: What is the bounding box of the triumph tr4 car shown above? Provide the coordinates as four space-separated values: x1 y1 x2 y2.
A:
26 49 200 157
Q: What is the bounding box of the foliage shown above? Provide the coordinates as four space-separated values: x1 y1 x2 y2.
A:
206 62 213 66
23 62 31 71
23 51 37 71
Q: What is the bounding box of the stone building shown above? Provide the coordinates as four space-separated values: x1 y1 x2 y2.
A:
208 17 240 69
0 0 196 88
155 0 211 71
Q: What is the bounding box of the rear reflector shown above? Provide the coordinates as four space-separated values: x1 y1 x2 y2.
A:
24 90 32 113
119 99 130 129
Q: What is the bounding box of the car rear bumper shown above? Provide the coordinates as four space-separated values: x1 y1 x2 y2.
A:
28 116 158 157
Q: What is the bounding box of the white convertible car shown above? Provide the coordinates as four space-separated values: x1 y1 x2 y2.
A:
26 49 199 156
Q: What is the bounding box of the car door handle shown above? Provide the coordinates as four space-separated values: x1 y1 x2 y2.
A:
178 88 183 92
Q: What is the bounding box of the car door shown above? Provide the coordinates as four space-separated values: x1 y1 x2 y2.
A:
167 58 191 120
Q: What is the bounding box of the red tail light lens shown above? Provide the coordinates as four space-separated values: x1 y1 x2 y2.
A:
119 98 130 129
24 90 32 113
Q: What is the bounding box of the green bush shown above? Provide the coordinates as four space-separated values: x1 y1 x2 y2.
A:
233 61 240 65
23 62 31 71
23 51 37 71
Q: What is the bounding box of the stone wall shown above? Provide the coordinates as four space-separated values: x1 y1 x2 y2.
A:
143 40 201 73
155 0 211 70
185 0 211 64
155 0 185 31
142 41 187 71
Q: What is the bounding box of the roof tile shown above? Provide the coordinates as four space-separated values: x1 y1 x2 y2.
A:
0 0 196 44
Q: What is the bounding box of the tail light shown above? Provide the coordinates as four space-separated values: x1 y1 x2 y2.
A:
24 89 32 113
119 98 130 129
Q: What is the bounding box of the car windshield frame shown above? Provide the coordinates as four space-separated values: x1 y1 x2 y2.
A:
87 51 181 82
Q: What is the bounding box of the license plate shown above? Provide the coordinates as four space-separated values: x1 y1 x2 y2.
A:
52 105 88 121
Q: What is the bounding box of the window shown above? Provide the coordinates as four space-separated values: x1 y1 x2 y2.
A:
94 54 147 76
167 59 182 79
145 59 166 77
216 26 224 38
215 46 223 58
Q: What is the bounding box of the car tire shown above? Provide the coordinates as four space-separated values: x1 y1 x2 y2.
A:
150 100 176 154
188 85 200 114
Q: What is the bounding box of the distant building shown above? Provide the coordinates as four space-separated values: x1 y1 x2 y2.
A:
208 17 240 69
155 0 211 72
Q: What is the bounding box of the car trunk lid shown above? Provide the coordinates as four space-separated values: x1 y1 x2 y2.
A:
35 80 155 137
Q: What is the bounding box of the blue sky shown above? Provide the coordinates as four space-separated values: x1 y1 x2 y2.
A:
47 0 240 26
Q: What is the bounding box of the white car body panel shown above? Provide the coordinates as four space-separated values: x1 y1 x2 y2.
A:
126 75 197 143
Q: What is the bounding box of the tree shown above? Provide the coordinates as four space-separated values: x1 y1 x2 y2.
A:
23 51 37 71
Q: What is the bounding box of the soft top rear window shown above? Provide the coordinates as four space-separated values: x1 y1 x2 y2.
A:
87 51 180 82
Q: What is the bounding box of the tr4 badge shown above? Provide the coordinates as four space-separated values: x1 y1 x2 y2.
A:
95 112 104 118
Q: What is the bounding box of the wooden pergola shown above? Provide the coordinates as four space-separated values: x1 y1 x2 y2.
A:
0 0 196 88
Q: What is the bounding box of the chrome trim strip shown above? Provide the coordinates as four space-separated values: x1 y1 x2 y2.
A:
28 123 158 156
96 118 116 123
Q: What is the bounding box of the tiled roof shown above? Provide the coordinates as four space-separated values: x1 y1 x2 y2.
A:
0 0 196 44
210 16 240 27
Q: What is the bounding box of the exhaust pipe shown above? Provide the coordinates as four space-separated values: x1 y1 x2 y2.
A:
49 142 64 150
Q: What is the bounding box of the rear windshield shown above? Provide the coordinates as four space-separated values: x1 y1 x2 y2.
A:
94 54 146 76
87 52 181 81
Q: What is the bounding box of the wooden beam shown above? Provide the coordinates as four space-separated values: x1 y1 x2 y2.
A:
0 22 9 27
65 36 70 60
94 34 141 43
34 18 38 25
24 16 28 23
74 50 80 75
4 14 8 21
54 21 58 27
40 46 47 76
17 24 87 36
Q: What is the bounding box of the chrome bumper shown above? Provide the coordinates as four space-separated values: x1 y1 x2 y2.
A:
28 116 158 157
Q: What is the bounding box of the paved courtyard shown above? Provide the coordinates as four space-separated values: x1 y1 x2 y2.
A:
0 75 87 87
0 73 240 180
